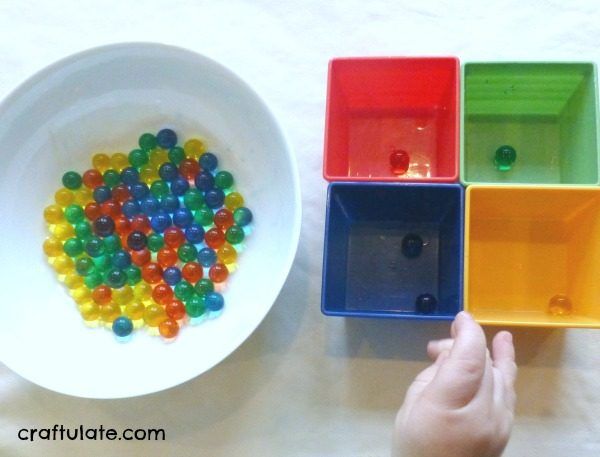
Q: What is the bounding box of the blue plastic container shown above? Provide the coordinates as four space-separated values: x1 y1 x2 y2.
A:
321 183 463 319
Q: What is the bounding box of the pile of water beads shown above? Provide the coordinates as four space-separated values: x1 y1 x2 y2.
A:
43 129 253 341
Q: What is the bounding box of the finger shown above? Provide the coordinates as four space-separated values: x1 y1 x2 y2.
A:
425 311 487 408
403 350 450 411
427 338 454 361
492 331 517 410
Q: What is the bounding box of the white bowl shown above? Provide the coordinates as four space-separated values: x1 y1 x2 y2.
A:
0 43 301 398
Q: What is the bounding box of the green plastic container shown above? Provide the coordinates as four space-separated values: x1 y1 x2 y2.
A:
461 63 599 185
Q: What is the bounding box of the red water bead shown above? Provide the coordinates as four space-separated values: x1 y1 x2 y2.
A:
142 262 164 284
100 199 121 218
389 149 410 175
84 202 102 220
131 248 151 266
130 214 151 234
152 283 174 305
205 228 225 249
209 263 229 283
165 299 186 320
82 169 104 189
114 215 131 234
112 184 131 203
157 247 178 268
179 158 200 180
92 285 112 305
158 318 180 339
163 227 185 248
213 208 234 230
182 262 203 283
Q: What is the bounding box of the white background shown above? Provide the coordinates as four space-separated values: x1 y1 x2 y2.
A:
1 1 600 456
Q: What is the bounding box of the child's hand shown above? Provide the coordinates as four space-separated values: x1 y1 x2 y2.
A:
393 312 517 457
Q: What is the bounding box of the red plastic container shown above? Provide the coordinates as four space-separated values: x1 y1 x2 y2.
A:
323 57 460 182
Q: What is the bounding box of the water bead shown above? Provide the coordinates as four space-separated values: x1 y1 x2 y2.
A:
214 171 233 190
138 133 157 151
112 250 132 269
178 243 198 262
179 158 200 180
194 171 214 192
150 211 172 233
170 176 190 196
130 248 151 266
100 199 121 218
166 299 186 320
93 215 115 237
233 207 253 227
84 202 102 221
199 152 218 171
402 233 423 258
139 165 158 185
120 167 139 186
124 265 142 285
122 199 140 218
183 138 206 159
158 318 180 339
71 286 92 303
53 222 76 240
64 204 85 224
125 302 145 320
44 204 64 225
205 292 224 312
85 236 105 257
143 303 166 327
43 237 64 257
152 283 174 305
194 207 214 226
213 208 234 229
92 153 111 172
173 208 194 228
55 188 75 207
195 278 214 295
149 148 169 168
174 280 194 301
548 294 573 316
106 268 128 289
163 266 182 285
84 271 103 289
100 303 121 323
415 293 437 314
79 302 100 321
62 171 83 190
197 247 217 267
73 187 93 206
134 282 153 302
160 194 180 213
389 149 410 175
141 262 163 284
182 262 203 283
183 189 204 210
114 215 131 236
140 195 160 216
112 316 134 337
156 128 178 149
93 186 112 204
224 192 244 210
150 180 170 198
75 257 95 276
130 182 150 200
185 294 206 318
157 247 178 267
128 148 149 167
63 237 84 257
127 231 147 251
94 254 112 271
92 285 112 305
494 145 517 171
103 234 122 254
147 233 165 252
168 146 185 165
209 263 229 283
130 214 151 234
113 286 134 306
204 188 225 209
103 169 121 187
82 169 104 189
158 162 178 182
225 225 245 245
185 223 204 244
64 272 84 289
217 243 238 265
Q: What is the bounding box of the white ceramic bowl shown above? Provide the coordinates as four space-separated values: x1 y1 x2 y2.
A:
0 43 301 398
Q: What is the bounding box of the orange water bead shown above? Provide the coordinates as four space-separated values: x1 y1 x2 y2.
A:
152 283 174 305
100 199 121 218
130 214 151 234
213 208 234 229
112 184 131 203
131 248 151 266
179 158 200 180
165 299 186 320
157 247 178 268
158 318 180 339
182 262 203 283
142 262 163 284
82 169 104 189
92 285 112 305
84 202 102 220
204 228 225 249
114 215 131 234
209 263 229 283
163 226 185 248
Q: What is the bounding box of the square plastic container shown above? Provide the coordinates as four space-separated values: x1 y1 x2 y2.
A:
322 183 463 319
462 62 599 185
323 57 460 182
465 186 600 328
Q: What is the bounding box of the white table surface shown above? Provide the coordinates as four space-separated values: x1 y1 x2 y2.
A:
1 1 599 455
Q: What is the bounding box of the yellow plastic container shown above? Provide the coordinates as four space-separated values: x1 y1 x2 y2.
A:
465 185 600 328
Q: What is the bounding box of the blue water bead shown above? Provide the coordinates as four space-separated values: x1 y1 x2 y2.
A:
93 186 112 203
415 293 437 314
402 234 423 259
204 188 225 209
233 207 253 227
205 292 224 311
160 194 180 213
130 182 150 200
173 207 193 228
158 162 179 182
199 152 218 172
140 195 160 216
122 199 140 218
185 223 205 244
170 176 189 196
194 171 214 192
198 247 217 267
112 316 133 337
163 266 182 285
112 250 132 269
151 210 172 233
156 128 177 149
120 167 139 186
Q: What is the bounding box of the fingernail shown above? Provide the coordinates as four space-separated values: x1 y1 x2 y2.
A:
504 332 513 343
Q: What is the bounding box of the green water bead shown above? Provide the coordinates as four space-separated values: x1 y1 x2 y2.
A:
84 271 103 289
85 236 105 257
168 146 185 164
124 265 142 285
62 171 82 190
128 148 149 167
147 233 164 252
494 145 517 171
150 180 170 198
103 169 121 187
214 171 234 189
75 257 95 276
195 278 214 295
63 238 84 257
194 207 214 226
225 225 245 244
185 294 206 318
178 243 198 262
175 280 195 301
75 221 93 240
139 133 157 151
184 189 204 210
93 254 112 271
64 204 85 224
105 268 127 288
103 234 121 254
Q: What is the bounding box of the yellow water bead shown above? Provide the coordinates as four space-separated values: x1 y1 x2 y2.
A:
92 153 111 172
183 138 206 159
54 188 75 207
